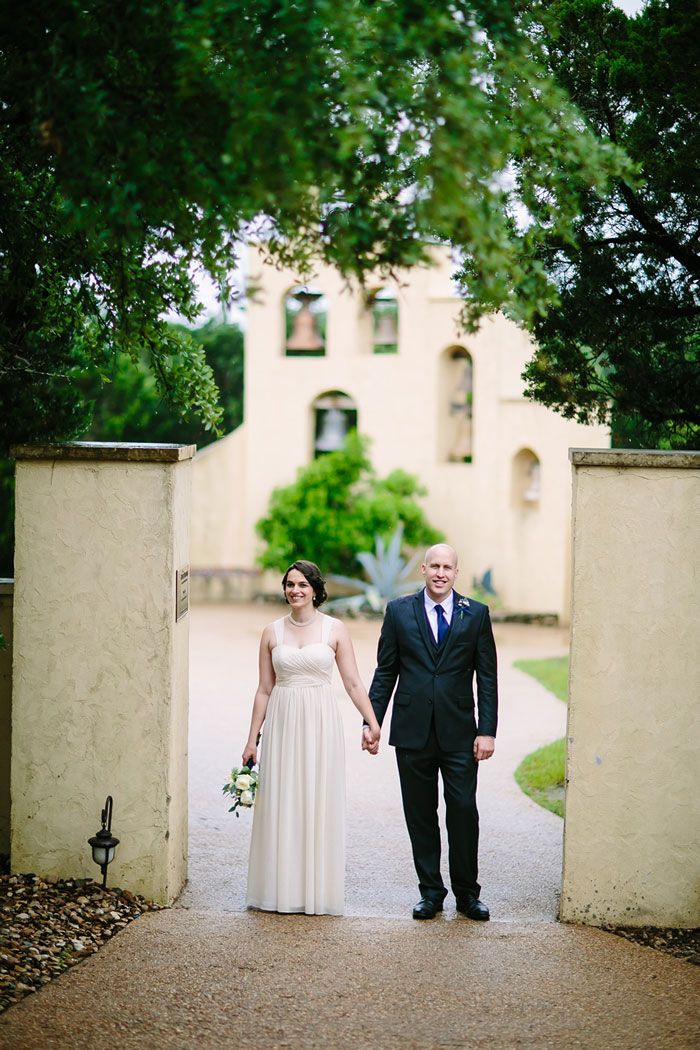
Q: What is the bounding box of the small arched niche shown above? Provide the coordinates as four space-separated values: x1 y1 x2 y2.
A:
370 287 399 354
441 346 474 462
312 391 358 458
284 285 327 356
512 448 542 508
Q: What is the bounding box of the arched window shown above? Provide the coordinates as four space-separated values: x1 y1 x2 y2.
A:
370 288 398 353
512 448 541 507
284 285 327 356
312 391 358 458
444 347 473 462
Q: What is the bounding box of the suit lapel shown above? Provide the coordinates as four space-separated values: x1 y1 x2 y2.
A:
413 590 438 663
435 590 469 667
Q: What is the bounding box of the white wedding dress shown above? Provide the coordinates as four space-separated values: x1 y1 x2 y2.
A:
246 613 346 915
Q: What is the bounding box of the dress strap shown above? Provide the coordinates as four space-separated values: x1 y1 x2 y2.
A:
273 617 285 646
321 613 333 646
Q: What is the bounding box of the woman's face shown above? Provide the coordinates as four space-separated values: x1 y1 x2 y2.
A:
285 568 315 612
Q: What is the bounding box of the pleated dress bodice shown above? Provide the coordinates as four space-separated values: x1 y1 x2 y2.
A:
271 638 335 688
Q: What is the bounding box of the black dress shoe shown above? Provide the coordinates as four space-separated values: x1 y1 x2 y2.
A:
412 897 443 920
456 896 490 921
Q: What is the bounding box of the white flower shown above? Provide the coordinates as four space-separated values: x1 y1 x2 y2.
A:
223 764 258 814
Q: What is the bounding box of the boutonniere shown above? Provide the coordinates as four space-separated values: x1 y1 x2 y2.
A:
456 597 471 620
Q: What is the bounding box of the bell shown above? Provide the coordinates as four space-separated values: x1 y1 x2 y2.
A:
315 408 348 453
374 309 398 346
286 291 325 352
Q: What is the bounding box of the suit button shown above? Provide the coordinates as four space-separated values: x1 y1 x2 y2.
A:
428 699 433 705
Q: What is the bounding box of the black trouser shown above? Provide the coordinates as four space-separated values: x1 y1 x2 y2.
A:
396 721 480 902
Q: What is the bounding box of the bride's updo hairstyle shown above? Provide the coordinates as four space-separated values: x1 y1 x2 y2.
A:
282 560 328 608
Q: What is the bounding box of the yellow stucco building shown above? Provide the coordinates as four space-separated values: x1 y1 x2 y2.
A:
190 246 609 620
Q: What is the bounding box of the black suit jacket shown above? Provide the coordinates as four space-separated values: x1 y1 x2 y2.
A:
369 589 498 752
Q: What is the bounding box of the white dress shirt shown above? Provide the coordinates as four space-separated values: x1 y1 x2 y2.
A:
424 589 454 643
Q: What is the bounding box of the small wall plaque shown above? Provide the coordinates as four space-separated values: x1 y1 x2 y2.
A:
176 566 189 622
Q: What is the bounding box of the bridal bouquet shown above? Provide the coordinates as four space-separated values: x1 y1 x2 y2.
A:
223 764 259 816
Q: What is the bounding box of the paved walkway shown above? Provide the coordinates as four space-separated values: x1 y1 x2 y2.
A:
1 605 699 1049
180 606 569 921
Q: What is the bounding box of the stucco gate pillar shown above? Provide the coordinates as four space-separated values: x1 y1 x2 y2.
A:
0 579 13 858
10 442 194 905
562 449 700 927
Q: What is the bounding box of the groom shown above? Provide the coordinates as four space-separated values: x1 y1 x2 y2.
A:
364 543 498 920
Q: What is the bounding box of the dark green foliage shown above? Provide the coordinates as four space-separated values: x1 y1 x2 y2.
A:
0 321 242 574
506 0 700 448
86 322 244 446
0 460 14 578
1 0 625 453
255 433 443 576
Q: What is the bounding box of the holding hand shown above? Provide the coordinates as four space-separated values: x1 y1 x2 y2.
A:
242 741 257 767
361 723 380 755
473 735 495 762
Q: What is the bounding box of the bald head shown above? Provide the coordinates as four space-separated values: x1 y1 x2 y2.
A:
423 543 459 568
422 544 459 601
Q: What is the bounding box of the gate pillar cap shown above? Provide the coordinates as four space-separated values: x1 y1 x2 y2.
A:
11 442 196 462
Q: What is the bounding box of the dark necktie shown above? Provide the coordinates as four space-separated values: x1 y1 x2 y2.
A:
435 603 448 645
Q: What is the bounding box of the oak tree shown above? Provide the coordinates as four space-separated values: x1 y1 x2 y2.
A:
0 0 626 452
497 0 700 448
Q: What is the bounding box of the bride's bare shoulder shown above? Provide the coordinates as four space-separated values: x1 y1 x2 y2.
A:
325 613 349 641
260 619 282 645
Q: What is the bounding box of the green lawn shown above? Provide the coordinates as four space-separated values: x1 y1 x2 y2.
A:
512 656 569 818
514 738 566 818
512 655 569 703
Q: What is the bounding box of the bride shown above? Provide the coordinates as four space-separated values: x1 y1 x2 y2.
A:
242 559 380 915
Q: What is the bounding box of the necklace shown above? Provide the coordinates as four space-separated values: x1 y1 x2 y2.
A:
288 610 318 627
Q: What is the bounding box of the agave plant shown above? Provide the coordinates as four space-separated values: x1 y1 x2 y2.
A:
327 524 422 614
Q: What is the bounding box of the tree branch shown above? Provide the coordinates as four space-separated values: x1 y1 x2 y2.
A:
616 181 700 279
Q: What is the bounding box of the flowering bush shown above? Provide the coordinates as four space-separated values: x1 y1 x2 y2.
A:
222 765 259 816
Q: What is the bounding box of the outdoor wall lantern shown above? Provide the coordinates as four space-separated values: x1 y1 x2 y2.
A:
88 795 120 888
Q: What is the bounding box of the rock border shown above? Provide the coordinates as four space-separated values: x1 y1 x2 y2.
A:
0 873 161 1013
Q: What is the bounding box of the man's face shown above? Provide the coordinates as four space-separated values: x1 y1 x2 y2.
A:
422 545 459 602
